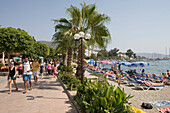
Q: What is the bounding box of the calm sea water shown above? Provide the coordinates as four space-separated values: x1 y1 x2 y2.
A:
121 60 170 76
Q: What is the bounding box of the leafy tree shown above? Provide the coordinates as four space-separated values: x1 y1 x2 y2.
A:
0 27 34 66
23 42 37 59
34 42 50 58
108 48 119 58
97 49 108 60
126 49 134 59
48 47 56 58
90 53 97 60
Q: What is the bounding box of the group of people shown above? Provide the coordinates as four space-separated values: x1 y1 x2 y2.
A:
7 58 59 94
87 64 169 87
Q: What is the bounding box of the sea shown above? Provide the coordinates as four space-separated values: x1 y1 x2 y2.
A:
98 60 170 76
121 60 170 76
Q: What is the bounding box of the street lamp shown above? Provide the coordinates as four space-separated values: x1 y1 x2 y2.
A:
74 32 91 84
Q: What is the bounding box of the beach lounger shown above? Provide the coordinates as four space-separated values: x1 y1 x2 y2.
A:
126 76 138 86
115 76 128 84
107 74 115 81
143 82 165 91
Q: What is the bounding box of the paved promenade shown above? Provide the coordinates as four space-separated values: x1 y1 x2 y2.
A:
0 75 77 113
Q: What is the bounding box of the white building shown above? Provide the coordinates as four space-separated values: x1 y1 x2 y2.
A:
85 49 99 57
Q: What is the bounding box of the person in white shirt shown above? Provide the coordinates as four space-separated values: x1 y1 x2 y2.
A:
22 58 33 94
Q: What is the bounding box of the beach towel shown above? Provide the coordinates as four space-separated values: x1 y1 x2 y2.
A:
148 100 170 107
158 108 170 113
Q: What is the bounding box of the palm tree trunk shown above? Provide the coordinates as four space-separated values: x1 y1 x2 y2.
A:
62 54 66 65
75 45 85 78
67 47 72 66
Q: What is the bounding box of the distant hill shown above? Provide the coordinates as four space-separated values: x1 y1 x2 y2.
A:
136 53 169 58
38 41 58 49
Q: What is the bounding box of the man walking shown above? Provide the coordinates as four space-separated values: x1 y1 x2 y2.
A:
22 58 32 94
32 58 40 85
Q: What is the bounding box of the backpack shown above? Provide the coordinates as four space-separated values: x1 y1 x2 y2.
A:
141 103 153 109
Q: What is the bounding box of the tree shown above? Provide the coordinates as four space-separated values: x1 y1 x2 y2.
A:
97 49 108 60
90 53 97 60
48 47 56 59
66 3 111 78
108 48 119 58
0 27 34 66
126 49 134 59
53 2 111 78
34 42 50 58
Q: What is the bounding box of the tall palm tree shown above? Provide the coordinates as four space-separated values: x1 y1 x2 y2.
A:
52 31 70 65
53 18 79 66
66 3 111 77
53 2 111 78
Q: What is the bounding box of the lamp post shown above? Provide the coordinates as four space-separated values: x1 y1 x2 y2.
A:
74 32 91 84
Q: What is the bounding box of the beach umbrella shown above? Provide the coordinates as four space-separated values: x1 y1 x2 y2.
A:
88 60 95 64
131 61 149 67
38 56 44 59
13 57 22 60
94 61 97 67
111 60 117 64
100 60 113 65
84 59 89 63
117 61 132 67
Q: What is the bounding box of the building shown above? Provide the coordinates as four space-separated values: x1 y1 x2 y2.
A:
85 49 100 57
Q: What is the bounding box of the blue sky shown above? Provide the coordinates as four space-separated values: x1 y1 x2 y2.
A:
0 0 170 54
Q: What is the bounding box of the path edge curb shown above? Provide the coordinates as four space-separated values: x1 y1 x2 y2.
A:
56 75 81 113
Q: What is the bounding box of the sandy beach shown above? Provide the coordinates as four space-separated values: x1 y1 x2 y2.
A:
85 71 170 113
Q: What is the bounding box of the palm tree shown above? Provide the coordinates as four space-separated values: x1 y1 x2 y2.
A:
53 2 111 78
66 3 111 77
52 31 70 65
53 18 79 66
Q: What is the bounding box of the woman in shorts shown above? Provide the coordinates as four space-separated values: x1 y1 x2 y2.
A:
8 62 18 94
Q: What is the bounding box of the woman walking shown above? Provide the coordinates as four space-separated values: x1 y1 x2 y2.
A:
8 62 18 94
53 65 57 78
40 60 45 79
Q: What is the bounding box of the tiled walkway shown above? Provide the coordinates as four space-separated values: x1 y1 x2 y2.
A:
0 75 77 113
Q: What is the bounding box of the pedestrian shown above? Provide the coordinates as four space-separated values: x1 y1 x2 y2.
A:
22 58 32 94
7 62 18 94
47 63 52 76
51 63 54 75
53 65 57 78
39 60 45 80
32 58 40 85
18 62 22 78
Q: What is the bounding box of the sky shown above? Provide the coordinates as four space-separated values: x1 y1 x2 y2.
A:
0 0 170 54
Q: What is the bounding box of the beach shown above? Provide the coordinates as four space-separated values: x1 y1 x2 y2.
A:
85 71 170 113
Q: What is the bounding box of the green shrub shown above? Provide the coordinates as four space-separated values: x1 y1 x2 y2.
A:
58 64 73 73
75 78 134 113
59 73 80 91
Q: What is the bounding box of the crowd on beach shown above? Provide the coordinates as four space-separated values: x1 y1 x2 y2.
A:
7 58 59 94
86 63 170 90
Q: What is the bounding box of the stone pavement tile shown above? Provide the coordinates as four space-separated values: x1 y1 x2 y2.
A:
0 75 77 113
